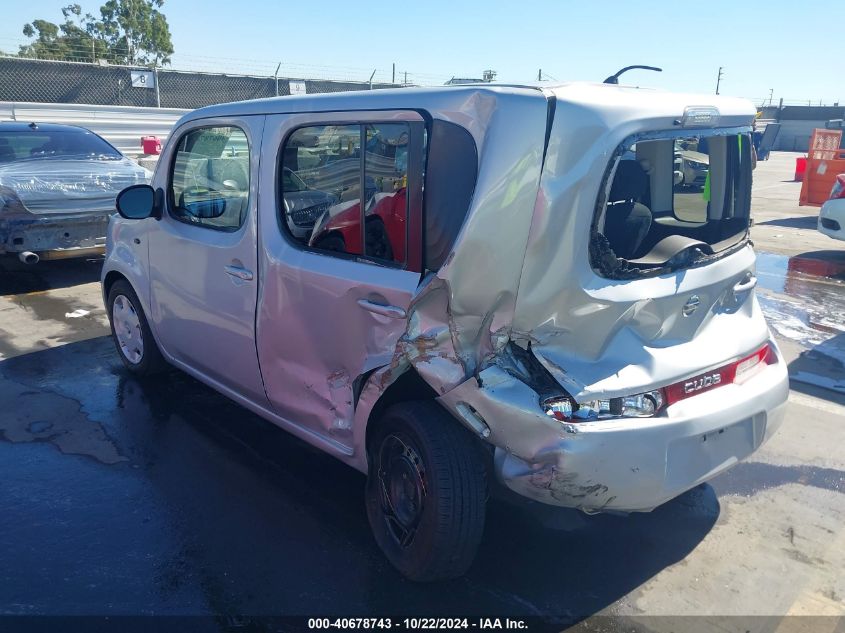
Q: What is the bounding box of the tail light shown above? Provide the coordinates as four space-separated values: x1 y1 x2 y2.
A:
664 343 775 405
830 175 845 200
544 389 666 422
544 344 776 422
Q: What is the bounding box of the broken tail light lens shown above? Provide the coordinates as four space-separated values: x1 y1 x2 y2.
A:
543 397 574 421
543 389 665 422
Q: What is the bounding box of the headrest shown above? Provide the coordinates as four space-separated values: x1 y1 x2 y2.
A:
609 160 648 202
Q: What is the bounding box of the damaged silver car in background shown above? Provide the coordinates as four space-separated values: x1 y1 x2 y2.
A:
0 122 150 264
101 83 789 582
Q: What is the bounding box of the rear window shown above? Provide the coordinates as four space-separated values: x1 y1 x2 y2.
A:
592 130 752 278
0 128 122 162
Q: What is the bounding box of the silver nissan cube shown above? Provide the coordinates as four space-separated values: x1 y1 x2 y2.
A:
102 82 789 581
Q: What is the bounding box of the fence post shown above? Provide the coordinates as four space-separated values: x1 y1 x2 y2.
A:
274 62 281 96
154 67 161 108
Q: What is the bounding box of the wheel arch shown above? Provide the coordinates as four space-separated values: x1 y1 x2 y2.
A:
363 367 439 454
103 269 129 301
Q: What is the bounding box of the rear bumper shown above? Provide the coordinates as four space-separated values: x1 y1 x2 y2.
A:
440 341 789 513
0 212 109 258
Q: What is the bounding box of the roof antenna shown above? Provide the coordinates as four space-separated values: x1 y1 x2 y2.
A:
603 65 662 85
28 122 38 129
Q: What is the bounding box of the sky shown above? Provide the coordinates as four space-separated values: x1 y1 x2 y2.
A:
1 0 841 106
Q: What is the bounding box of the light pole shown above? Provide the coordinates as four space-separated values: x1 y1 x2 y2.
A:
715 66 723 95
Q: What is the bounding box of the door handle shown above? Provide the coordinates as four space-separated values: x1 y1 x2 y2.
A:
357 299 406 319
224 265 254 281
733 273 757 295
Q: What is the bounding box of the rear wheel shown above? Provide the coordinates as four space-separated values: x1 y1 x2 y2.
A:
107 279 166 375
366 401 487 581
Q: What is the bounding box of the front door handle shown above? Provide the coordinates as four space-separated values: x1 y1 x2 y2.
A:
224 265 254 281
357 299 406 319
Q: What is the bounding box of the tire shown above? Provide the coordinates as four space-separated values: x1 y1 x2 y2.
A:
366 401 487 581
107 279 167 376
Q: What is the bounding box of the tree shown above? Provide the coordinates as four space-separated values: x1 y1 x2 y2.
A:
20 5 107 63
19 1 173 66
95 0 173 65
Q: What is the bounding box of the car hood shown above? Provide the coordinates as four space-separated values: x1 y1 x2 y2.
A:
0 157 151 216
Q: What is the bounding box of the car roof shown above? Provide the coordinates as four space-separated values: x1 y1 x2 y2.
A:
0 121 95 133
180 82 754 128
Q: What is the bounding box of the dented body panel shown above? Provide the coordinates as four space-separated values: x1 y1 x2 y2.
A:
102 82 789 512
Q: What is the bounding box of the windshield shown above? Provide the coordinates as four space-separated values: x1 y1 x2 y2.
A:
0 128 123 162
592 130 753 277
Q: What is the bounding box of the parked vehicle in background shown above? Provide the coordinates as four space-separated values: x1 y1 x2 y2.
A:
674 140 709 188
102 84 788 581
281 167 337 241
0 122 150 264
818 173 845 241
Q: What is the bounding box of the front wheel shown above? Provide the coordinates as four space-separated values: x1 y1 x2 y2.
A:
107 279 166 375
366 401 487 581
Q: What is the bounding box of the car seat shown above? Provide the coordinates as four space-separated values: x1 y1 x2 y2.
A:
604 160 653 259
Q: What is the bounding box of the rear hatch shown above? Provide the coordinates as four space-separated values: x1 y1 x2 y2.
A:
512 90 767 402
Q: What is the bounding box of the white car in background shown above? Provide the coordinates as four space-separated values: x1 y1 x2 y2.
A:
818 174 845 241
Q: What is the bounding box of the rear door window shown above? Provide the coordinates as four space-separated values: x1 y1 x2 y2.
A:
279 122 421 268
0 129 122 162
594 131 752 277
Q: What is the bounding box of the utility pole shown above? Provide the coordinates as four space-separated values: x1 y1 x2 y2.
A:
392 63 395 84
538 68 542 81
768 88 773 106
715 66 723 95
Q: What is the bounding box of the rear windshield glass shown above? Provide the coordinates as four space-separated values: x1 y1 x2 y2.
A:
592 131 752 278
0 129 122 162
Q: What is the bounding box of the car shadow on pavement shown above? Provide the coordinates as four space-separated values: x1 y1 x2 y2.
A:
0 256 103 295
757 216 819 230
0 336 720 621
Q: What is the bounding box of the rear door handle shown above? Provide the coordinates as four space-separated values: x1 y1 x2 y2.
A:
734 273 757 294
224 265 254 281
357 299 406 319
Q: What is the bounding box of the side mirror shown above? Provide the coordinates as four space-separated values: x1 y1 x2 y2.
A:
673 170 684 186
116 184 156 219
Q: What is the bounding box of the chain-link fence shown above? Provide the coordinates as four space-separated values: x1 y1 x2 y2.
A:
0 56 405 109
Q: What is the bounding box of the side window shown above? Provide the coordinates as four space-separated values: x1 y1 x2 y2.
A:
169 126 250 232
280 122 412 266
281 124 362 255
